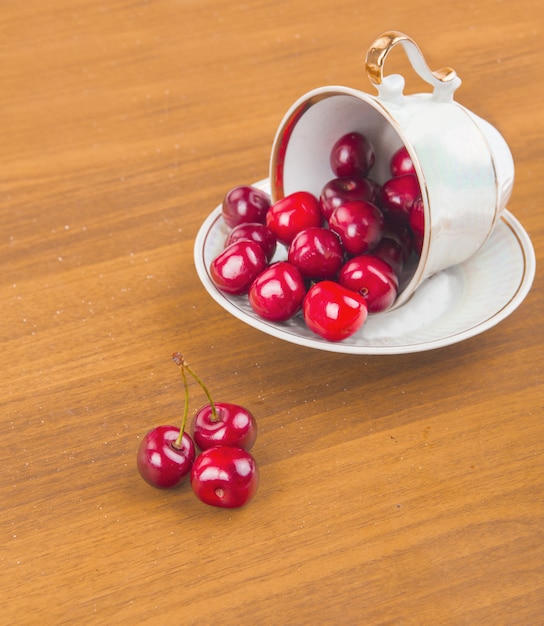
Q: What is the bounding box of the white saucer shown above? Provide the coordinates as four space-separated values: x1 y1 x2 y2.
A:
194 179 536 354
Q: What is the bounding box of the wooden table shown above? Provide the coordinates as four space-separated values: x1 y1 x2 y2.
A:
2 1 543 624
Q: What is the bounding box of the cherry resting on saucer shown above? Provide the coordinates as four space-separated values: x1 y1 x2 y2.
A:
248 261 306 321
222 184 270 228
265 191 322 245
303 280 368 342
338 254 399 313
209 240 267 294
288 226 344 279
225 222 277 262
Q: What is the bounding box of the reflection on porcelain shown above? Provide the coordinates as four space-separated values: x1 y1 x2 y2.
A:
269 31 515 308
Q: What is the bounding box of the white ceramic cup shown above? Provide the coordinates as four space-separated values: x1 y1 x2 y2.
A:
269 31 514 308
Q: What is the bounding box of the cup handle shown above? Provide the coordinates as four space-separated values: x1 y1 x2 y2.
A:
365 31 462 102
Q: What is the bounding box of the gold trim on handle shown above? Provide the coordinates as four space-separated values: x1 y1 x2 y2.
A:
365 30 457 86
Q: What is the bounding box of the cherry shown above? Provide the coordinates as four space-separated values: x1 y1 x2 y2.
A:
222 185 271 228
210 240 267 295
191 446 259 508
137 352 260 508
383 220 414 263
266 191 322 245
224 222 277 262
319 176 379 221
303 280 368 341
137 355 196 489
287 227 344 280
390 146 416 177
328 200 384 256
192 402 257 451
136 425 195 489
338 254 399 313
330 132 375 178
372 236 404 277
248 261 306 321
380 174 421 225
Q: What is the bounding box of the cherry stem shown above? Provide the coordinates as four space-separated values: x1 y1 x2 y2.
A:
172 352 218 423
173 362 190 449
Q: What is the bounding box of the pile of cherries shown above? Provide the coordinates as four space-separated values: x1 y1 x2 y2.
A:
210 132 424 341
137 353 259 508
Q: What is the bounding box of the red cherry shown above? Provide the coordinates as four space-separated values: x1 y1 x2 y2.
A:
380 175 421 225
364 179 383 207
330 132 375 178
137 426 195 489
372 236 404 277
303 280 368 342
224 222 277 262
328 200 384 256
382 220 414 263
338 254 399 313
222 185 271 228
287 227 344 279
390 146 416 177
319 176 379 221
266 191 322 245
210 240 267 295
191 446 259 508
191 402 257 451
248 261 306 321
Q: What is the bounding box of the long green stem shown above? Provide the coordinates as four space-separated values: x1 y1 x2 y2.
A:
184 362 218 422
171 351 218 425
173 354 190 448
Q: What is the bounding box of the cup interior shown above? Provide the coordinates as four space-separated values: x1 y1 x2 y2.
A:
271 88 407 200
270 87 425 301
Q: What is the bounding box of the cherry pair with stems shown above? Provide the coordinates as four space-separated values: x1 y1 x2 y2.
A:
137 353 258 509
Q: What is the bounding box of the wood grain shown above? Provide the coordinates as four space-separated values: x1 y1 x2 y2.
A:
1 1 543 624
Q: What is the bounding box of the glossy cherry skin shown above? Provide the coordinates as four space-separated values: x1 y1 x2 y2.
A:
330 132 375 178
338 254 399 313
137 425 196 489
319 176 379 221
390 146 416 177
266 191 322 245
191 446 259 509
224 222 277 262
210 240 267 295
288 227 344 280
380 175 421 225
303 280 368 342
328 200 384 256
248 261 306 321
222 185 271 228
191 402 257 451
